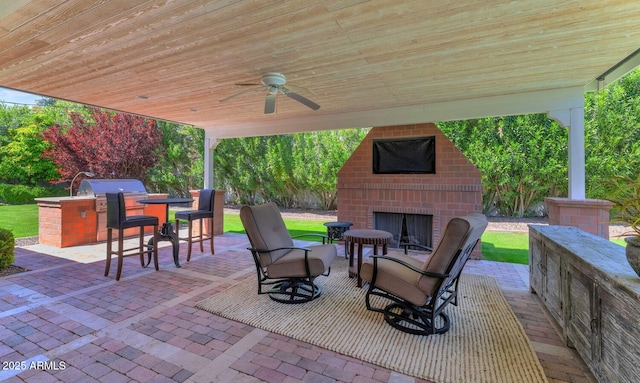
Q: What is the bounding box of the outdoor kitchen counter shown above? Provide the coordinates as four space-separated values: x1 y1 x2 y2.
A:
35 193 168 248
35 190 225 248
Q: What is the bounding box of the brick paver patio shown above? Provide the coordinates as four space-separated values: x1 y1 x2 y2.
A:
0 233 595 383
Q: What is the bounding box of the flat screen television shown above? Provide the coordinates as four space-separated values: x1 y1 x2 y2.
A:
372 136 435 174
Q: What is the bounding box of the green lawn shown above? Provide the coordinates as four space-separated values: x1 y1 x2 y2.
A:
0 204 39 238
225 213 532 263
0 204 625 265
480 231 529 264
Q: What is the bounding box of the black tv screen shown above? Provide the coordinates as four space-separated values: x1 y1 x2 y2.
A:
372 136 435 174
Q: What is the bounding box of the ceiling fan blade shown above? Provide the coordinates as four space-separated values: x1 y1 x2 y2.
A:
219 87 265 103
264 94 276 114
286 83 316 96
282 89 320 110
235 82 261 86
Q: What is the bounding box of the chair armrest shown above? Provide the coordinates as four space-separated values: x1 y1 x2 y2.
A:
248 246 312 253
399 242 433 255
292 233 330 244
370 255 450 279
248 246 315 277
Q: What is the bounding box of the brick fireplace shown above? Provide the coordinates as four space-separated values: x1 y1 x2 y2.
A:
337 123 484 258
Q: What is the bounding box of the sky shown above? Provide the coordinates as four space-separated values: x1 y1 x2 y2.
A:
0 87 45 106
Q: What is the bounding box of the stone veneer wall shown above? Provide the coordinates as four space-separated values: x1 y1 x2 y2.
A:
337 123 484 258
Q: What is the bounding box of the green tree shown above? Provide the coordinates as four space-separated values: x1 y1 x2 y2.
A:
585 68 640 199
213 129 368 209
214 136 267 205
439 114 568 217
293 129 368 209
0 104 62 185
0 104 32 147
147 121 204 196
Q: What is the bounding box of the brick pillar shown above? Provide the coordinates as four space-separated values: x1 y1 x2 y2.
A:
187 189 224 236
545 197 613 239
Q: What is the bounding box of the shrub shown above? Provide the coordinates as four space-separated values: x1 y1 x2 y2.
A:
0 183 66 205
0 228 14 270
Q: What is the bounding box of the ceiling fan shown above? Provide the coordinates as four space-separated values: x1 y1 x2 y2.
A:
220 72 320 114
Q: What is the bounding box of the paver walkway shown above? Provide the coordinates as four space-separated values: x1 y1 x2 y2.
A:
0 233 595 383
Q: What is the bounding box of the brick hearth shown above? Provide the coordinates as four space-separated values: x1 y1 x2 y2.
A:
337 123 484 257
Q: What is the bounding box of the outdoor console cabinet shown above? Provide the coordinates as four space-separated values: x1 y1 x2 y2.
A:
529 225 640 383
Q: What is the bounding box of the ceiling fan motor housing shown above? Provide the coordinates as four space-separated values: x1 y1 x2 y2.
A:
261 72 287 87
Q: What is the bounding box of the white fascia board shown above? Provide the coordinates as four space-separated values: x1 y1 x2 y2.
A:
204 87 585 139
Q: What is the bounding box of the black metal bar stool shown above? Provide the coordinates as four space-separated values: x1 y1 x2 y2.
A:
175 189 215 261
105 192 159 280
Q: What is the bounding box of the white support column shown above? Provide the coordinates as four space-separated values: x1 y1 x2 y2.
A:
546 103 613 239
203 136 220 189
548 106 586 200
568 107 586 200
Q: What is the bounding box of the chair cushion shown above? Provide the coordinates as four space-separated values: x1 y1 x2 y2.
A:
363 213 488 306
120 215 158 229
268 243 337 278
361 251 428 306
175 209 212 221
239 203 294 265
418 213 487 294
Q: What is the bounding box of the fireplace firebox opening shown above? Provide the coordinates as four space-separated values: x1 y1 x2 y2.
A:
373 212 433 251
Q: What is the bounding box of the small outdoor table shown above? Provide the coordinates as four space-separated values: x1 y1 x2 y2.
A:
138 197 193 268
343 229 393 287
323 221 353 258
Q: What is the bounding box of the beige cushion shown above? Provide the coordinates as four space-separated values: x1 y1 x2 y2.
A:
362 213 488 306
240 202 337 277
240 203 294 266
268 244 336 278
361 251 428 306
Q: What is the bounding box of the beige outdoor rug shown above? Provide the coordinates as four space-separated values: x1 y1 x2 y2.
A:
196 259 548 383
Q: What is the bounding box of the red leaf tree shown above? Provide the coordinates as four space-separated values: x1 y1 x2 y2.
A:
42 107 163 188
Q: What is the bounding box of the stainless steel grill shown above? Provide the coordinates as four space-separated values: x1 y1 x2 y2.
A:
78 179 148 212
77 179 147 197
77 179 150 241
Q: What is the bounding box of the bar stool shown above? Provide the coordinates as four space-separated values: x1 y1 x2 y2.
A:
175 189 215 261
105 192 159 280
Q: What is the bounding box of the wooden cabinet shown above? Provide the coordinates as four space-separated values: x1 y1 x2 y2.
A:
529 225 640 383
529 228 564 324
564 261 598 360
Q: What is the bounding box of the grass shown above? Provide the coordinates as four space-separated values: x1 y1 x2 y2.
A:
481 231 530 264
0 204 39 238
0 204 626 264
225 212 532 263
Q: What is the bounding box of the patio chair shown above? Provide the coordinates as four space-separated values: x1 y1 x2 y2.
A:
105 192 159 281
240 202 337 303
360 213 488 335
175 189 215 261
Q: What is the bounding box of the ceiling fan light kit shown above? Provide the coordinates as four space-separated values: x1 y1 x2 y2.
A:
221 72 320 114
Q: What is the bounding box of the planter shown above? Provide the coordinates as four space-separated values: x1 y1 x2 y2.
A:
624 237 640 277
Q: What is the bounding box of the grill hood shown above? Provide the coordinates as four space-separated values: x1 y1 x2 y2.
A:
77 179 147 197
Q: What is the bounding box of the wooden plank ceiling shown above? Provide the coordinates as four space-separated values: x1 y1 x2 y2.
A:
1 0 640 138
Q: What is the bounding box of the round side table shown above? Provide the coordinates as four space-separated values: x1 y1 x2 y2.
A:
343 229 393 287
